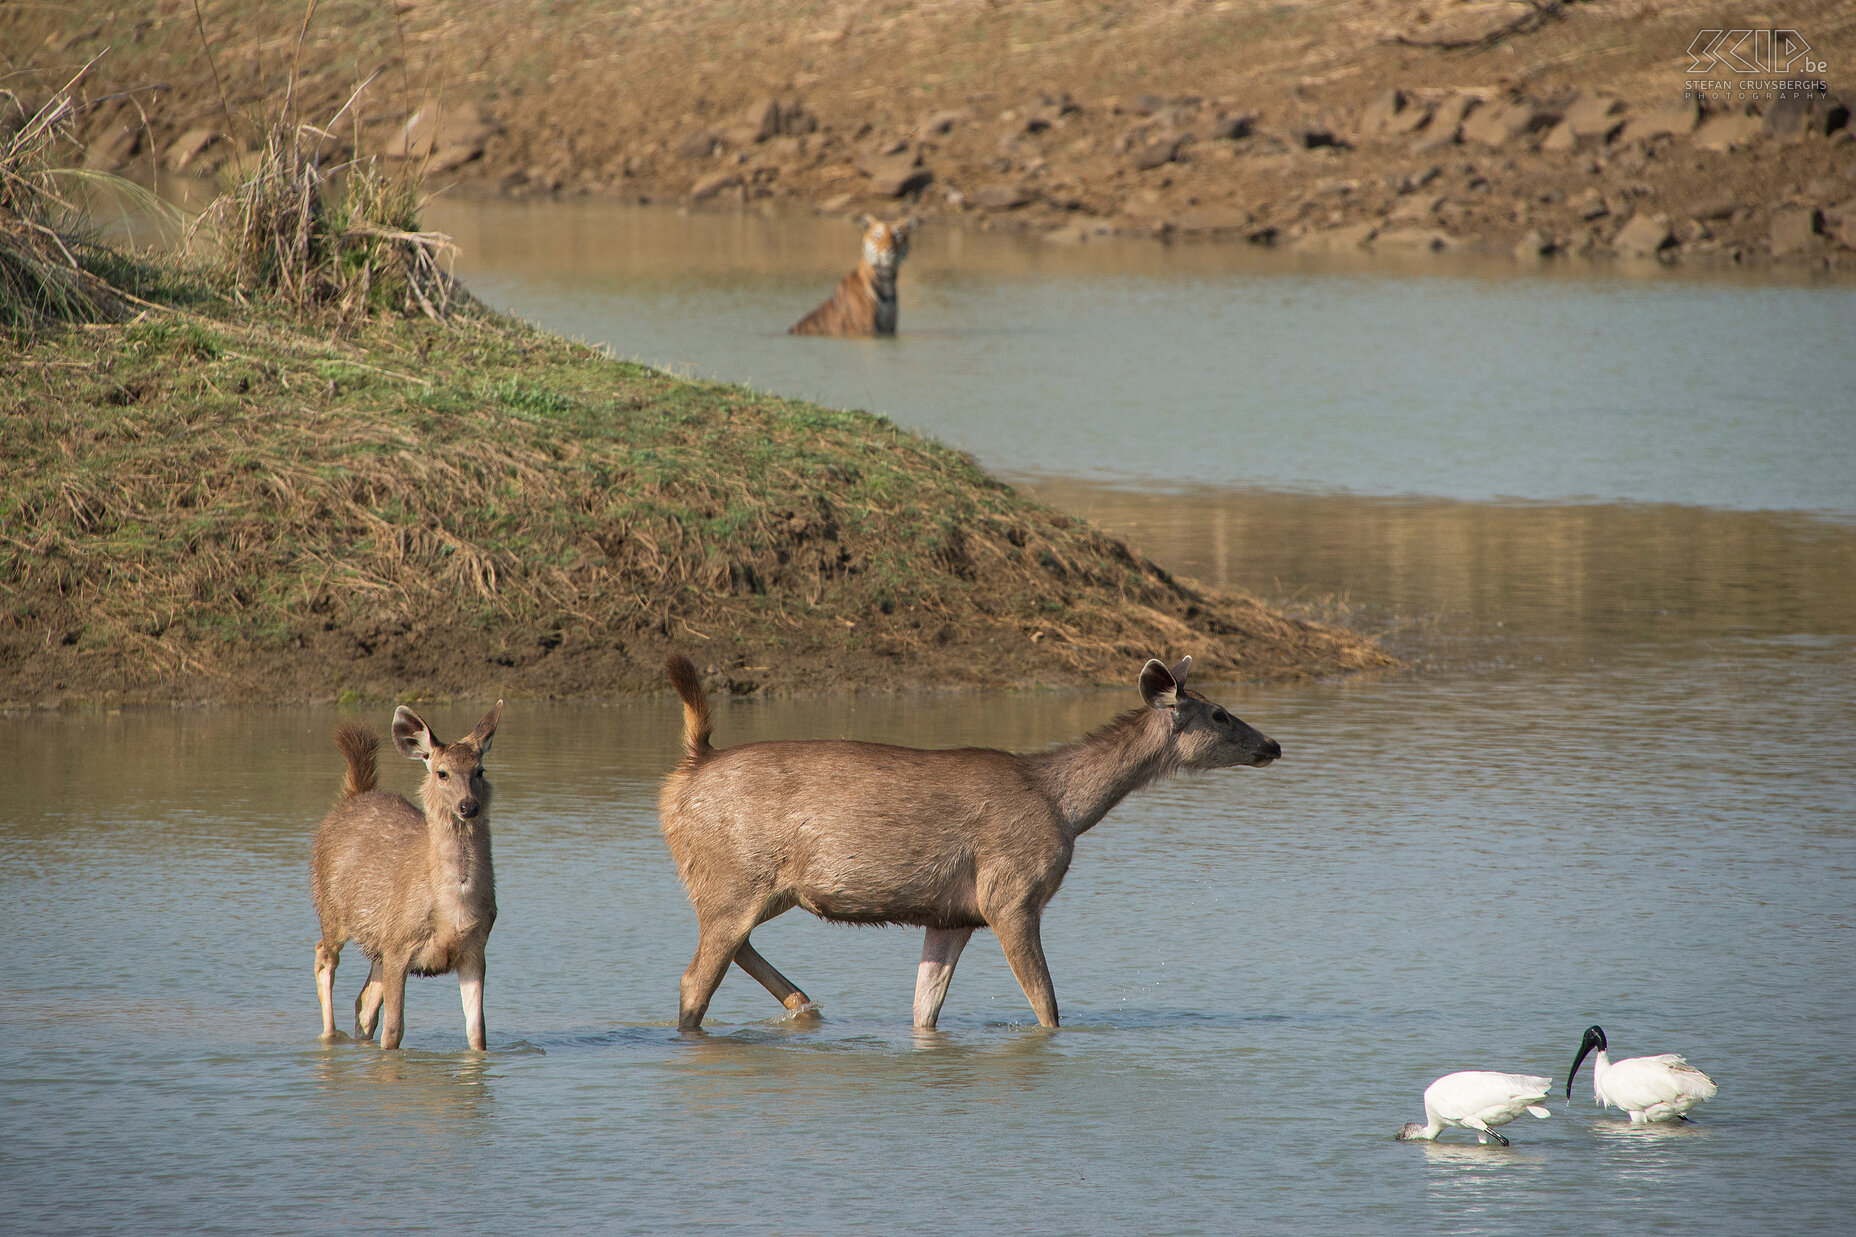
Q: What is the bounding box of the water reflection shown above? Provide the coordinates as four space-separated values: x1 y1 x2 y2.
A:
1416 1139 1552 1230
1022 480 1856 665
309 1048 494 1133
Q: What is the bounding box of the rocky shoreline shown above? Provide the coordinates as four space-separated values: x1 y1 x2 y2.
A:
39 2 1854 272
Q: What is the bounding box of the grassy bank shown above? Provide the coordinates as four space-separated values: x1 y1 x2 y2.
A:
1 254 1394 707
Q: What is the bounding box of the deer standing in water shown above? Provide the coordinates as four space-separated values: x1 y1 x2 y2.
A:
311 702 503 1049
657 655 1279 1031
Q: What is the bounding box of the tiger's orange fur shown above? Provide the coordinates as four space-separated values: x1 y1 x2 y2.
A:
789 215 915 337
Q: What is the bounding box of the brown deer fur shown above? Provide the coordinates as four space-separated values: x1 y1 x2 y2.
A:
658 655 1279 1031
311 702 503 1049
788 215 914 337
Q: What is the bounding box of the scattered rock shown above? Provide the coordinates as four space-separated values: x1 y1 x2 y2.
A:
1134 136 1182 170
1399 164 1443 193
1691 113 1764 153
745 97 782 143
679 129 723 159
1290 126 1347 150
1296 221 1377 251
817 191 855 213
83 122 141 170
1513 227 1557 259
1574 187 1610 220
1358 89 1407 138
921 109 969 136
1764 91 1850 143
972 182 1032 210
1612 213 1674 257
1411 92 1479 153
868 162 934 197
164 126 221 172
780 101 819 137
859 139 913 169
1373 227 1457 252
1691 196 1740 221
1540 121 1577 154
1619 99 1699 143
1836 213 1856 251
1769 207 1823 256
1563 92 1628 142
690 170 744 203
1022 109 1059 134
1398 2 1544 49
1386 194 1442 223
1132 94 1169 116
384 103 498 166
1461 99 1554 148
1209 113 1256 141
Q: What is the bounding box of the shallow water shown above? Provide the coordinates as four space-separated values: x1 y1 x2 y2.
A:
5 644 1852 1234
6 203 1854 1233
429 199 1856 515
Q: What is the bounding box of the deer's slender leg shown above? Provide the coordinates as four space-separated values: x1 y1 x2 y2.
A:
733 939 813 1012
315 942 340 1039
990 912 1059 1028
679 917 755 1031
378 956 412 1049
354 958 385 1040
458 952 487 1051
913 927 975 1029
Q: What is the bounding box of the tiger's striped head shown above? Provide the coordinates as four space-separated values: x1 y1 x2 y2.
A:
859 215 915 274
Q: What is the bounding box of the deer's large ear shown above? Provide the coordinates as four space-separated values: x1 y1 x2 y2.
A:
393 706 438 763
468 700 504 754
1139 659 1179 710
856 212 876 230
1170 655 1192 690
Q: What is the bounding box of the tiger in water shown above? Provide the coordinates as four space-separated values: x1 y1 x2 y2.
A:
789 215 916 337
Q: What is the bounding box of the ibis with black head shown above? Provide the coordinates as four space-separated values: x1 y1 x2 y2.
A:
1565 1025 1717 1123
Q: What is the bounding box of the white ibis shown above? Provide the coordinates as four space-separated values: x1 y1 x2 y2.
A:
1565 1025 1717 1123
1395 1071 1554 1146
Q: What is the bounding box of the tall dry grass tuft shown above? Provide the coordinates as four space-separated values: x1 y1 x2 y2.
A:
206 98 457 327
0 64 141 332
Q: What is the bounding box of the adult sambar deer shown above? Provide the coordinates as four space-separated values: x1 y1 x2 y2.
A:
658 655 1280 1031
311 702 503 1049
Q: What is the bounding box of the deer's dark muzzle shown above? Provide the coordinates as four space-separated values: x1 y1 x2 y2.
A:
1258 737 1282 764
457 799 480 819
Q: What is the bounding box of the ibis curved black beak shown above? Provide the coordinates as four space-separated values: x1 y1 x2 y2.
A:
1565 1024 1607 1098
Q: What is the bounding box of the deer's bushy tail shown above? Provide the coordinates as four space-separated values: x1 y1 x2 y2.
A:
666 653 714 764
333 722 380 798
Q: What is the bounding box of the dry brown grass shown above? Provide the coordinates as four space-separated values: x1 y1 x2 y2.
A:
0 63 140 332
207 121 457 325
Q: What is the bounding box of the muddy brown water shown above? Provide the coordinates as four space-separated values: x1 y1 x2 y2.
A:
5 203 1853 1234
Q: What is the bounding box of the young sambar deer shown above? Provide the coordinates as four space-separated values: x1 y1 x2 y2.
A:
311 702 503 1049
658 655 1280 1031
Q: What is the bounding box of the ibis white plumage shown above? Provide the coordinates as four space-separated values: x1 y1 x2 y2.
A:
1565 1025 1717 1124
1395 1071 1554 1146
